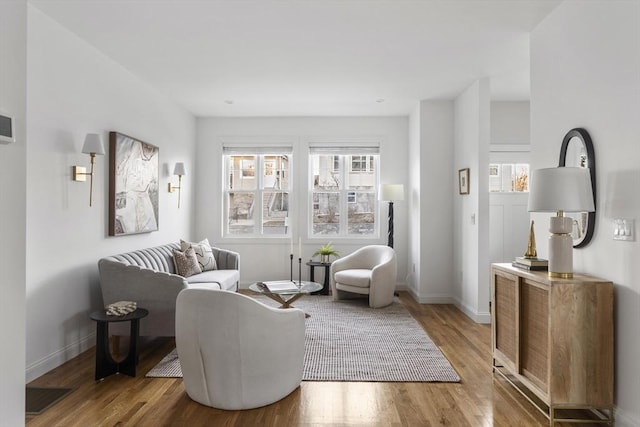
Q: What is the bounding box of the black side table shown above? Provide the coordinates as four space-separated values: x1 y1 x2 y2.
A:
306 261 332 295
89 308 148 381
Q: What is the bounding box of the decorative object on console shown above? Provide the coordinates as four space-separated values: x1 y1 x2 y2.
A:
528 167 595 278
168 162 186 208
380 184 405 248
458 168 470 195
180 238 217 271
523 220 537 258
108 131 159 236
512 220 548 271
72 133 105 207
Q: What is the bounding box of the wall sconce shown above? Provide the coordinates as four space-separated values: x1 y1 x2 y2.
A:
380 184 405 248
72 133 105 206
528 167 595 278
168 162 186 208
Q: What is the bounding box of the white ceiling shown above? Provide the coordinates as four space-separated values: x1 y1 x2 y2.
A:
30 0 561 117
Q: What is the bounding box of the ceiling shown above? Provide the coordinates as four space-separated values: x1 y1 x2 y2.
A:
30 0 561 117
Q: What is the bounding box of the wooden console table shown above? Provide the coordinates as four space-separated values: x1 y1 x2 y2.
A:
491 263 614 426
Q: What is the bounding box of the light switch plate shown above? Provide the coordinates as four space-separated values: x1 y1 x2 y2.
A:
613 218 635 241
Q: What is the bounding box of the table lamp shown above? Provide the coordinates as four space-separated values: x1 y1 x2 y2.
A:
528 167 595 278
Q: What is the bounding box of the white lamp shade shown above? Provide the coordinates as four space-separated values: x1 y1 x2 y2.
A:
81 133 105 155
173 162 186 176
528 167 595 213
380 184 404 201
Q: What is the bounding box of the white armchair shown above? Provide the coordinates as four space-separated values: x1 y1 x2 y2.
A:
330 245 397 308
175 288 305 410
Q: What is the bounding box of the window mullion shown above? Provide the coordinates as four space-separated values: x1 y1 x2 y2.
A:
340 155 348 237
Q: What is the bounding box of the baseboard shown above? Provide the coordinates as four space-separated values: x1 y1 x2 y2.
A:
615 408 640 427
452 297 491 324
26 332 95 383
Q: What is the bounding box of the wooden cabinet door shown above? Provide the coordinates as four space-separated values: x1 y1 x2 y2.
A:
519 279 549 393
493 271 518 371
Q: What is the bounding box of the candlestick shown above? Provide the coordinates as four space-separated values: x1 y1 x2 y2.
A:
298 237 302 259
298 257 302 287
290 238 293 256
290 253 294 282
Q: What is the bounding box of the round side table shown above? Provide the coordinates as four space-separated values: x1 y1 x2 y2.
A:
89 308 148 381
306 261 332 295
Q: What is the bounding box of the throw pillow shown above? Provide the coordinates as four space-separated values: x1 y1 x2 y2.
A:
180 238 217 271
173 247 202 277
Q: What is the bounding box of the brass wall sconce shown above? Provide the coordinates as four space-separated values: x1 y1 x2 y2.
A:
72 133 105 206
168 162 186 208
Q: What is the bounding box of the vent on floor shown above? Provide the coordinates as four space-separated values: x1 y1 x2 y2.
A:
26 387 73 415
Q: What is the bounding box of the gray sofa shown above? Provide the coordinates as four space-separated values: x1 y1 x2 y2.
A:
98 242 240 336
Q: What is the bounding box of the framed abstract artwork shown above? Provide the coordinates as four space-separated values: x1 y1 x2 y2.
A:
108 131 159 236
458 168 470 195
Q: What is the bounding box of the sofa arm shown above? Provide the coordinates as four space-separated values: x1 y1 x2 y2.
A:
98 259 188 306
212 247 239 270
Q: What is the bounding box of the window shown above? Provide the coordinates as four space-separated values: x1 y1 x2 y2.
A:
350 155 375 172
310 147 379 237
224 147 291 236
489 163 529 192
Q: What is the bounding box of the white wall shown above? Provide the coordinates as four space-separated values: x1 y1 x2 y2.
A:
195 117 408 287
531 2 640 425
489 101 531 264
490 101 530 145
408 106 421 296
0 0 27 425
453 78 491 323
25 6 196 381
416 101 455 303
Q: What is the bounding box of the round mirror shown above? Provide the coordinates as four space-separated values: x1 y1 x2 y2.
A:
558 128 596 248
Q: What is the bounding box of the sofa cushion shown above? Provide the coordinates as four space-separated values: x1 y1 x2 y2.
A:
173 247 202 277
181 238 217 271
186 269 240 291
334 269 372 288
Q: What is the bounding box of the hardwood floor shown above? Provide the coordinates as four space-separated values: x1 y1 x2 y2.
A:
26 293 554 427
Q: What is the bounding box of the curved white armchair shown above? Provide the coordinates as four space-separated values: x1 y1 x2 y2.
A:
175 288 305 410
330 245 397 308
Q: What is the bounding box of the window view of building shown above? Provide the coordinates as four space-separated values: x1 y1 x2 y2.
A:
310 152 378 237
489 163 529 192
224 153 290 236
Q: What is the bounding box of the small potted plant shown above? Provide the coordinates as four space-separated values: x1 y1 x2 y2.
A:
313 242 340 264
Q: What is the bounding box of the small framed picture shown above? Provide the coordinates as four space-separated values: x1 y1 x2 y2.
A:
458 168 470 195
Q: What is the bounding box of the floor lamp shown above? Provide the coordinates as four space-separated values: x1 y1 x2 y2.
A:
380 184 404 248
528 167 594 278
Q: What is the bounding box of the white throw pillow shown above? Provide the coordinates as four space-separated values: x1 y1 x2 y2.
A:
180 238 217 271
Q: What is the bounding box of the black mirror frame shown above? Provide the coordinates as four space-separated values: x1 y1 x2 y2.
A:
558 128 596 248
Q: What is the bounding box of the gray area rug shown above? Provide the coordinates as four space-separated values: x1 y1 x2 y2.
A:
146 295 460 382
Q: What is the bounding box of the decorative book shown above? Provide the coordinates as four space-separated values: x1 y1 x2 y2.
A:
514 257 548 267
512 262 548 271
260 281 300 292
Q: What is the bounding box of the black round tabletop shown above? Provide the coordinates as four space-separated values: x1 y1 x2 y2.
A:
306 261 332 266
89 308 149 323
